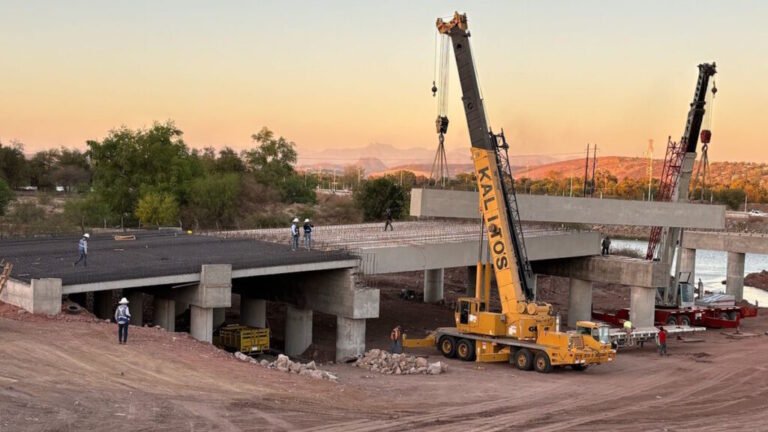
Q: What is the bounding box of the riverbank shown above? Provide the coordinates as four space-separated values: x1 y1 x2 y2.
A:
746 270 768 292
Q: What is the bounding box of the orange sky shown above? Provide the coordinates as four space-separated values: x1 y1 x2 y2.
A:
1 1 766 162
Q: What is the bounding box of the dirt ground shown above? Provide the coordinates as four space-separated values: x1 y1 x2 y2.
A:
2 271 768 431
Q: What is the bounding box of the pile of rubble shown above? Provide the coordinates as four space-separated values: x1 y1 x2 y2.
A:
355 349 447 375
234 352 338 382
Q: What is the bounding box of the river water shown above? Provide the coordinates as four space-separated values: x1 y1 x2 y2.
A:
611 239 768 305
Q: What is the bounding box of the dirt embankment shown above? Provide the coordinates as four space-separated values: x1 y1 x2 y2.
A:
746 270 768 291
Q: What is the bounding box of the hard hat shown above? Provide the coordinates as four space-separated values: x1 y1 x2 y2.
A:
119 297 129 304
292 218 299 223
83 233 90 238
304 218 310 223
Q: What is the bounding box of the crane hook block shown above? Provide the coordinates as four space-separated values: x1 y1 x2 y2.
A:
700 130 712 144
431 81 438 97
435 115 449 134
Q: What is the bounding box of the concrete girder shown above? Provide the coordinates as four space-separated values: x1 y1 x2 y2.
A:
532 256 667 288
683 231 768 255
358 232 599 275
410 188 725 229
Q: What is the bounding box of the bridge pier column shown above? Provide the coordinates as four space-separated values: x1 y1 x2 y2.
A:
94 291 113 320
336 316 365 360
424 268 444 303
726 252 745 301
567 278 592 328
213 307 226 329
285 305 312 356
154 297 176 331
466 266 477 297
680 248 696 284
241 298 267 328
190 305 214 343
126 291 144 326
630 286 655 328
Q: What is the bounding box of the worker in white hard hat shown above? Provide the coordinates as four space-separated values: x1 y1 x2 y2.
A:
303 218 314 250
114 297 132 344
73 233 90 267
290 218 300 251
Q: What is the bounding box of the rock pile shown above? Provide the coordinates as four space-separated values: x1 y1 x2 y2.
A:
234 352 338 382
354 349 447 375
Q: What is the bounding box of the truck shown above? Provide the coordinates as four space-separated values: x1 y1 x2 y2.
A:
404 12 615 373
576 321 705 350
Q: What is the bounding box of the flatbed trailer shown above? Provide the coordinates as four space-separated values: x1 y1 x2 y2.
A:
404 326 614 372
593 304 756 330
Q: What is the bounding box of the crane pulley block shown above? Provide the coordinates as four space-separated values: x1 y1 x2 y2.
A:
435 115 449 134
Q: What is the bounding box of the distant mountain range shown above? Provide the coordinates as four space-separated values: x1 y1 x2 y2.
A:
297 143 560 177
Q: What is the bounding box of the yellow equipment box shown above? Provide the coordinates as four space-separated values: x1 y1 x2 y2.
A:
214 324 270 354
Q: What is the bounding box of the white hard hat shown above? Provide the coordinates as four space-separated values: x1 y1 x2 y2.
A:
119 297 129 304
304 218 310 223
292 218 299 223
83 233 90 238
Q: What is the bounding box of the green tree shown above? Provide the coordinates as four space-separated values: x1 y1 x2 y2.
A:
0 140 29 188
354 177 406 221
28 149 59 189
63 195 115 231
0 178 12 215
88 121 201 225
135 192 179 228
244 127 298 183
186 173 242 228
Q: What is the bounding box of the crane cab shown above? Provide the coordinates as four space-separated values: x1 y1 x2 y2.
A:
455 297 506 336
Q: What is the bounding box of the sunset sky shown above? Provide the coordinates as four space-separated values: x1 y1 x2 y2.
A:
1 1 766 162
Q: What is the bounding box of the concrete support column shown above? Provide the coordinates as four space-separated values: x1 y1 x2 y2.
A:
630 286 656 328
241 298 267 328
126 291 144 326
153 297 175 332
94 291 113 320
567 278 593 328
336 316 366 361
213 307 226 329
466 266 477 297
680 248 696 284
424 268 445 303
190 305 214 343
726 252 746 301
285 305 313 357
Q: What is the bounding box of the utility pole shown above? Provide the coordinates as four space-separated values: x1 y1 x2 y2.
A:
583 143 590 196
647 139 654 201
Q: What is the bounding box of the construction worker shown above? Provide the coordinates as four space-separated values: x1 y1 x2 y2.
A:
601 235 611 256
384 208 394 232
657 326 668 356
623 319 633 334
73 233 90 267
390 325 403 354
290 218 300 251
114 297 131 344
303 218 314 250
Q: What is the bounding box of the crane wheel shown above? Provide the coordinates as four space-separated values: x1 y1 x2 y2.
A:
665 316 677 325
679 315 692 326
514 349 533 371
438 336 457 358
534 351 552 373
456 339 475 361
571 364 588 372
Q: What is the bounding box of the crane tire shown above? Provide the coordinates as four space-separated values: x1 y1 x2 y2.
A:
438 336 456 358
514 348 533 371
534 351 552 373
679 315 692 326
665 316 677 325
456 339 475 361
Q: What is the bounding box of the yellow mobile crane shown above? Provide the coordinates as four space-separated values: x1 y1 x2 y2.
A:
405 13 615 373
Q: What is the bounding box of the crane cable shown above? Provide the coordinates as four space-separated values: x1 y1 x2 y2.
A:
692 80 717 202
